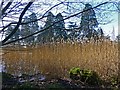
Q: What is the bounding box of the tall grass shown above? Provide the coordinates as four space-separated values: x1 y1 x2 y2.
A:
2 39 119 80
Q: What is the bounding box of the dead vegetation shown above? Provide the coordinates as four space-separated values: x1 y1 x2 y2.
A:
2 39 119 81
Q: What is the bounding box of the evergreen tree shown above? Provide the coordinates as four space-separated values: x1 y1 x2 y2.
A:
29 12 39 43
38 12 55 43
21 16 31 45
67 22 78 41
54 13 67 40
13 25 20 44
97 27 104 38
38 12 67 43
6 25 13 40
21 12 39 45
80 3 99 39
6 25 20 45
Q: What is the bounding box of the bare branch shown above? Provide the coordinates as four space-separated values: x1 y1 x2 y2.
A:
2 1 23 18
2 1 34 44
2 0 13 16
0 2 65 31
1 1 109 46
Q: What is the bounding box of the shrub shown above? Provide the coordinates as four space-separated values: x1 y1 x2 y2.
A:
69 67 81 80
69 67 101 86
110 75 119 87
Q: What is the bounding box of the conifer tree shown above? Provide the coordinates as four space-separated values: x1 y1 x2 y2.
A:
37 12 55 43
54 13 67 40
29 12 39 44
6 25 20 45
21 16 31 45
80 3 99 39
21 12 39 45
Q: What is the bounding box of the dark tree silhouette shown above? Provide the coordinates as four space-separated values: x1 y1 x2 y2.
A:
80 3 99 39
1 1 34 45
0 1 118 46
37 12 55 43
54 13 67 41
13 12 39 45
38 12 67 43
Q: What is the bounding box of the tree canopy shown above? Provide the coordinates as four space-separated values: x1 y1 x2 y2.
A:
0 0 119 46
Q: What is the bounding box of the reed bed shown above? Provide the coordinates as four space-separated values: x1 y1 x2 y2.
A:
2 40 119 80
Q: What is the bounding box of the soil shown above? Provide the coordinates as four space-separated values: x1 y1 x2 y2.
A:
1 72 119 90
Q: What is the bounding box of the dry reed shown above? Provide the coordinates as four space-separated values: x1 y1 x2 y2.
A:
2 39 119 80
